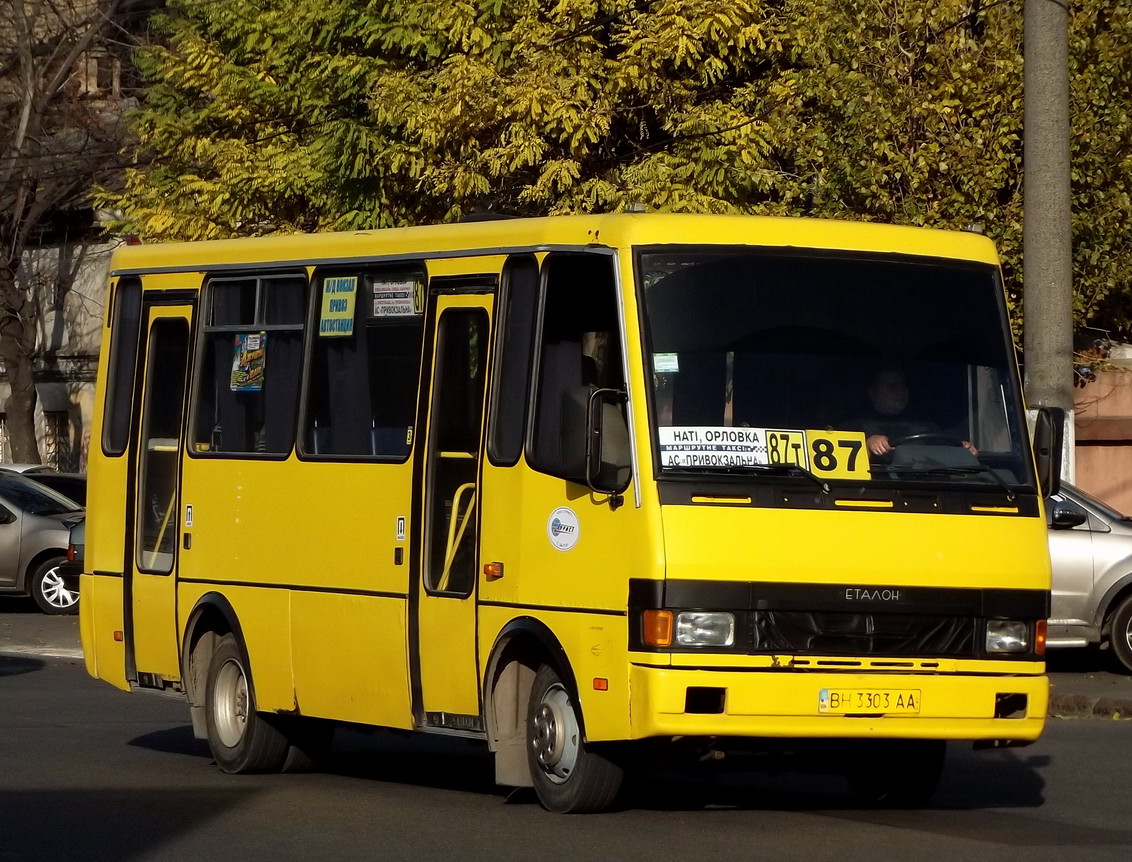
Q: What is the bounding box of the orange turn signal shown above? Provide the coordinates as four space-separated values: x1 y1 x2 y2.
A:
483 562 504 581
593 678 609 691
1035 619 1047 655
113 630 124 642
643 610 674 647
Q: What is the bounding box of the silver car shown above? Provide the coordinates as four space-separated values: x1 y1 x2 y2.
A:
1047 483 1132 671
0 475 84 614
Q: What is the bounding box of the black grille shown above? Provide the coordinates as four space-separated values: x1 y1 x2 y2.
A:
749 611 976 657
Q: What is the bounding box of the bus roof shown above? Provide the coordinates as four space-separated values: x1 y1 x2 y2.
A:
109 213 1000 275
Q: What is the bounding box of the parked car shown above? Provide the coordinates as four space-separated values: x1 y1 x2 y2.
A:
26 472 86 506
0 464 56 474
59 518 84 601
1047 482 1132 671
0 474 84 614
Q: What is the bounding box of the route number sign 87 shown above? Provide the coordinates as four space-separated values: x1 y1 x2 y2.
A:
765 429 871 480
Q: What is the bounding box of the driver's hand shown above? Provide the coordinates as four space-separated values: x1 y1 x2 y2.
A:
963 440 979 456
867 434 892 455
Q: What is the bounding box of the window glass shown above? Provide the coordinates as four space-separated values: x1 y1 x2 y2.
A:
103 277 143 455
488 255 538 465
640 249 1032 489
137 319 190 573
529 253 624 478
425 310 488 595
302 269 425 459
192 274 307 456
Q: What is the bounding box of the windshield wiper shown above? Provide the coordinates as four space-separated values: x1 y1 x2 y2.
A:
666 463 830 494
884 464 1018 501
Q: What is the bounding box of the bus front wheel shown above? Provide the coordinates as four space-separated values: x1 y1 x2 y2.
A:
526 664 624 813
205 633 290 774
844 739 946 807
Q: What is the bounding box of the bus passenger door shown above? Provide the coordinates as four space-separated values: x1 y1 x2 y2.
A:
415 294 492 729
129 304 192 684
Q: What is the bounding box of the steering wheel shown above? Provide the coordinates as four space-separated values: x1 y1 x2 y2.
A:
889 433 966 448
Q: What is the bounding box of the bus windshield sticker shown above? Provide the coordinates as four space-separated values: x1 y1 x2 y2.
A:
653 353 679 373
230 332 266 391
658 427 870 480
319 276 357 336
372 278 419 318
547 507 580 551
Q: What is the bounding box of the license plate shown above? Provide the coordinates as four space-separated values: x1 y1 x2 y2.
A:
818 688 921 714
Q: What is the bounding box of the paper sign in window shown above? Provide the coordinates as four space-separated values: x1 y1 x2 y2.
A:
319 276 357 336
230 332 266 391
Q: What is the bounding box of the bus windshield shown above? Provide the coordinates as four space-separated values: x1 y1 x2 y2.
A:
639 248 1033 490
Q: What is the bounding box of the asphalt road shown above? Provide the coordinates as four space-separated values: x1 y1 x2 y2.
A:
2 604 1132 861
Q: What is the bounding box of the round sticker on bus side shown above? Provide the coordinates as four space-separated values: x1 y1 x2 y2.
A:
547 507 580 551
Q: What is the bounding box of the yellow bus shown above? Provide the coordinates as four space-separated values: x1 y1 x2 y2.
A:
81 214 1062 812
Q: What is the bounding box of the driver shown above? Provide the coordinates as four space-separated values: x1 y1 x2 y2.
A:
859 368 978 457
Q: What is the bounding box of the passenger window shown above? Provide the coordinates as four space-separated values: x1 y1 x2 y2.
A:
487 255 538 466
192 274 307 456
528 253 625 479
102 277 143 456
301 268 426 459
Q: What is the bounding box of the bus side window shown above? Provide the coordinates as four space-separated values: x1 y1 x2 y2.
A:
102 276 143 456
487 254 539 466
301 269 425 460
192 274 306 456
528 253 624 480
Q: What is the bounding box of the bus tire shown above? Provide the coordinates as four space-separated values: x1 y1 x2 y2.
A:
1108 595 1132 674
526 663 624 813
29 556 77 615
205 633 289 774
844 739 946 807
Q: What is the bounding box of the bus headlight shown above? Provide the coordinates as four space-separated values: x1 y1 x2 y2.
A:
986 620 1029 653
675 611 735 647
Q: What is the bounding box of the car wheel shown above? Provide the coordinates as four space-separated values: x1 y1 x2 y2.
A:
29 556 77 615
844 739 946 807
204 633 290 773
526 663 624 813
1108 595 1132 674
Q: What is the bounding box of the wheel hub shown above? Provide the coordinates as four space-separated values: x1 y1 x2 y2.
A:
530 683 579 784
214 659 249 748
40 568 77 610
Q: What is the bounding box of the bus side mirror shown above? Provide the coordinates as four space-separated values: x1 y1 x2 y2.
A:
561 386 631 495
1032 406 1065 498
586 388 631 494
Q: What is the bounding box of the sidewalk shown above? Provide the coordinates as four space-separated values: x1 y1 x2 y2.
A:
2 600 1131 718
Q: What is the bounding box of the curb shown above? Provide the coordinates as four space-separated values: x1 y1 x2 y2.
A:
0 645 83 660
1048 692 1132 720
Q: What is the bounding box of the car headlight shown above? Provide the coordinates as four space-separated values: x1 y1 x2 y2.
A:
986 620 1029 653
675 611 735 647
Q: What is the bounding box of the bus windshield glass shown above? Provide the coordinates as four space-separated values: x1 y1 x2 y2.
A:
639 248 1033 490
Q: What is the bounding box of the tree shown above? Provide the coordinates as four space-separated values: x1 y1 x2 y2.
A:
1 0 140 462
103 0 1132 342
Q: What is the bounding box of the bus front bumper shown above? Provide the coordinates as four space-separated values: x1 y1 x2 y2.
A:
628 664 1048 742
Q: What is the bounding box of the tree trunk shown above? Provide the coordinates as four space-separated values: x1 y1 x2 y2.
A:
0 264 41 464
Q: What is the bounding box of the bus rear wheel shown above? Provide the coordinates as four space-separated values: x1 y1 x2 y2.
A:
844 739 946 807
205 633 290 774
526 664 624 813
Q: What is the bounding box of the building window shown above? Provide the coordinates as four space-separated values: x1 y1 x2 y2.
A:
43 412 72 471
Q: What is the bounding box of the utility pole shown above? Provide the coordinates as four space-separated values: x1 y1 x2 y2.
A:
1023 0 1075 479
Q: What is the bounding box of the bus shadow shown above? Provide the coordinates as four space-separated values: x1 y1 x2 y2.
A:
0 655 45 677
129 725 1061 819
